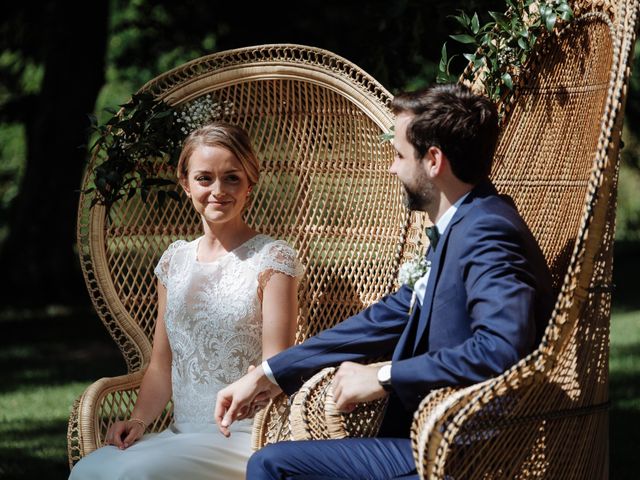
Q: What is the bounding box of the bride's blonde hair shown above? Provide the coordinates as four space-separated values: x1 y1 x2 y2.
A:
177 122 260 186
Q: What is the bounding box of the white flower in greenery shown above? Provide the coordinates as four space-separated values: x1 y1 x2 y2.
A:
398 258 431 288
176 94 235 133
399 258 431 316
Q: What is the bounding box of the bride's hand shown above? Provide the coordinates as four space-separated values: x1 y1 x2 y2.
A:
233 366 269 420
234 391 271 420
215 365 282 437
104 419 145 449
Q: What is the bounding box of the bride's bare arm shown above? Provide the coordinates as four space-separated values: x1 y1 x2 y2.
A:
261 271 299 359
105 280 173 449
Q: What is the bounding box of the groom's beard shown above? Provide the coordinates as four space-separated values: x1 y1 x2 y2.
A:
402 175 435 212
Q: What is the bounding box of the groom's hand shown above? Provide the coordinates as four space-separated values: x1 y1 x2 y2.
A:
332 362 389 413
214 365 282 437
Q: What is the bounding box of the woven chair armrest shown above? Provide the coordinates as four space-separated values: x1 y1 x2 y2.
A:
289 362 389 441
252 393 293 450
68 371 174 467
68 371 144 465
410 381 490 479
410 356 558 479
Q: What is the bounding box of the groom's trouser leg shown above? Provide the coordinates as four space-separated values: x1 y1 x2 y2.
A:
247 437 417 480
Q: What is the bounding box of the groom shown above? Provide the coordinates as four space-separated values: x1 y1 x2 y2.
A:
215 83 554 479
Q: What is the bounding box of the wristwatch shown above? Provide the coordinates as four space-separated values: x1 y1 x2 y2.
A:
377 364 393 392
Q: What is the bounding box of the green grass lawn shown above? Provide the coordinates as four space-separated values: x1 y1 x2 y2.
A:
0 309 125 479
0 306 638 479
610 309 640 479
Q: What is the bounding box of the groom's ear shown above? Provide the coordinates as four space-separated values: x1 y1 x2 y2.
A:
424 146 446 177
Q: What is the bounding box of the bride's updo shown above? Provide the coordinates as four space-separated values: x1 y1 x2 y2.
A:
177 122 260 186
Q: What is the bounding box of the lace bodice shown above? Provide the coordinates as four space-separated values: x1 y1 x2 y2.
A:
154 234 302 426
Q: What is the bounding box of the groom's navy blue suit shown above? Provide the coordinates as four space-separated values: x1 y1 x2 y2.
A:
249 180 554 479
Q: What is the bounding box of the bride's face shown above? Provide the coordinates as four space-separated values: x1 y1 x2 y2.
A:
181 145 251 225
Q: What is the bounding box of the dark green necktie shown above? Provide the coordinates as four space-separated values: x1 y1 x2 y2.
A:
425 225 440 249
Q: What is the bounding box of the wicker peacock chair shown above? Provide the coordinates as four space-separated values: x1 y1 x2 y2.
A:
67 44 413 468
274 0 639 478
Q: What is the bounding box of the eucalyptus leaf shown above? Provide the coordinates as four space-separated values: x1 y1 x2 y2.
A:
518 37 528 50
545 13 557 32
450 34 477 45
560 11 573 21
501 72 513 90
557 3 573 14
471 13 480 34
439 57 447 72
451 13 470 29
440 42 448 63
436 71 449 84
488 11 508 28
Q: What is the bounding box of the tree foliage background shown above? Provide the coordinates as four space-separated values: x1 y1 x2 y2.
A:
1 0 639 307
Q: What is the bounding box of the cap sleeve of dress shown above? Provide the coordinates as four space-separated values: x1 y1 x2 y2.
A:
258 240 304 279
153 240 187 287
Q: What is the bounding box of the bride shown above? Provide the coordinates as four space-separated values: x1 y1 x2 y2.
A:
70 122 302 479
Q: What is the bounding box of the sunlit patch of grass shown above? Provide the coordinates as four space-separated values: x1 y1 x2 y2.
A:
610 309 640 479
0 383 89 478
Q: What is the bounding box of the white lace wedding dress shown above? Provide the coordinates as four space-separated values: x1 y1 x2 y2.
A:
70 234 302 480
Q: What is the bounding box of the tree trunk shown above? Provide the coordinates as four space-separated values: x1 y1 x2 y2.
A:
0 1 109 307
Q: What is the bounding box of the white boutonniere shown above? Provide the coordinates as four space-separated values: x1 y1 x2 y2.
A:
398 258 431 315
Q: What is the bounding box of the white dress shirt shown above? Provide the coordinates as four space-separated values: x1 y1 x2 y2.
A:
413 192 469 306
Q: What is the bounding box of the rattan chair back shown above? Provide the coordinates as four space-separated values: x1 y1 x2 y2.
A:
71 44 407 462
412 0 638 477
77 45 403 371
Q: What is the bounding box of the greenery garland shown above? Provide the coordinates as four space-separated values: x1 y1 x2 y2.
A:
437 0 574 101
86 92 233 211
89 1 575 209
378 0 574 145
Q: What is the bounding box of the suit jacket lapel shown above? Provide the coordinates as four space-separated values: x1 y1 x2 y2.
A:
412 240 445 353
393 299 422 361
411 180 497 354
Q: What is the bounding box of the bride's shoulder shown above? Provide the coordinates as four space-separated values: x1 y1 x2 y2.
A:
254 235 303 277
253 234 296 255
162 238 192 257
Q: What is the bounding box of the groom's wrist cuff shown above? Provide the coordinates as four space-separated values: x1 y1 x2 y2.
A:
261 360 279 385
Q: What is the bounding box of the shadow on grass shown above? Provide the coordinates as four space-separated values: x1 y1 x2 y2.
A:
0 419 72 479
613 240 640 311
0 309 125 479
610 407 640 479
610 334 640 479
0 309 125 393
